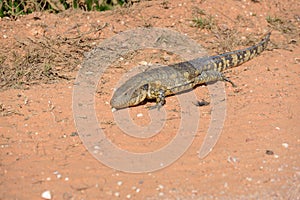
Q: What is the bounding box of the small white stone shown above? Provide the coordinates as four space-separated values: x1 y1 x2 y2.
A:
139 61 148 65
274 154 279 158
158 192 164 196
137 113 143 117
94 146 101 150
227 156 238 163
64 177 69 181
3 34 7 39
135 188 140 193
117 181 123 186
126 194 131 199
114 192 120 197
260 166 264 170
246 177 252 182
275 127 280 130
41 190 51 199
224 182 228 188
282 143 288 148
157 184 164 190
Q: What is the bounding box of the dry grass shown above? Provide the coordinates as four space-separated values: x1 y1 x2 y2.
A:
0 22 108 90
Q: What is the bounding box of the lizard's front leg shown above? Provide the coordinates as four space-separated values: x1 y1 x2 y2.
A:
148 89 166 110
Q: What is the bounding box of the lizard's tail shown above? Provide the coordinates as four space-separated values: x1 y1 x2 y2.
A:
198 32 271 72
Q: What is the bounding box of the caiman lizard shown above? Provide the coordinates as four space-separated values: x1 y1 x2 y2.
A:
110 33 271 110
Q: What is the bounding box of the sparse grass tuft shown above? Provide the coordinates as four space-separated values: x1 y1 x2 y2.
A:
266 15 296 34
192 15 215 30
0 0 125 18
266 15 283 24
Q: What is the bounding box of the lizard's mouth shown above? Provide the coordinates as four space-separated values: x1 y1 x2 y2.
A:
110 91 140 109
110 95 131 109
110 89 148 109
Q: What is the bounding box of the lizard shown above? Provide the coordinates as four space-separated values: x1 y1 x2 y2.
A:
110 32 271 110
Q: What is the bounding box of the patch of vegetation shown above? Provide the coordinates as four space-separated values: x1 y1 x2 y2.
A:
191 8 216 30
266 15 296 34
0 0 125 18
266 15 283 24
0 23 108 90
192 15 215 30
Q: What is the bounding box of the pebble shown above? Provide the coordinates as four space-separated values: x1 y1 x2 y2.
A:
41 190 51 199
114 192 120 197
266 150 274 155
126 194 131 199
137 113 143 117
246 177 252 182
139 61 148 65
282 143 289 148
157 184 164 190
117 181 123 186
227 156 239 163
53 171 62 179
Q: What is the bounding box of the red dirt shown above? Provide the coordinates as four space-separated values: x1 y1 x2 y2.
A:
1 0 300 199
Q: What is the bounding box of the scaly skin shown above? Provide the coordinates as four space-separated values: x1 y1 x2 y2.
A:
110 33 271 109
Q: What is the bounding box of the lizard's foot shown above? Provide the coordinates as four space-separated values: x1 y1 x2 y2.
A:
147 103 163 110
147 89 166 110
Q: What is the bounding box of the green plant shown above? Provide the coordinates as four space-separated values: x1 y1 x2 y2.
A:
0 0 125 18
266 15 283 24
192 15 215 30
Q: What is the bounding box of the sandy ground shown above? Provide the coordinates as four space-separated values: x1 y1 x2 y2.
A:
1 0 300 199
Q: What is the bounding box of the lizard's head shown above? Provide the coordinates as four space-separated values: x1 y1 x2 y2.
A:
110 83 149 109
